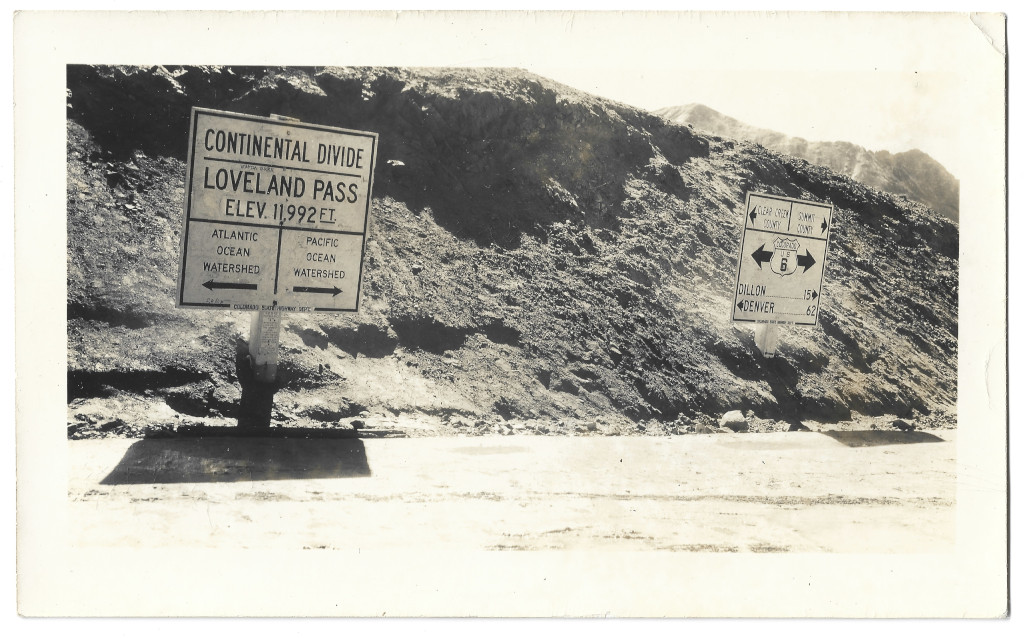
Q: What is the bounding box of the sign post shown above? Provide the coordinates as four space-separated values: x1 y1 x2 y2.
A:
176 107 378 415
753 324 780 358
732 191 833 357
248 307 282 383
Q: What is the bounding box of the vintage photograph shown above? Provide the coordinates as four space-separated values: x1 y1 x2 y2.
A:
64 62 960 549
16 11 1007 617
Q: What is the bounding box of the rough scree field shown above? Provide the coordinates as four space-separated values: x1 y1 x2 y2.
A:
66 66 957 437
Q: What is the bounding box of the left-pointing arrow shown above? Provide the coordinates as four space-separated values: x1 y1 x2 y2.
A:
203 280 257 291
751 244 773 269
293 285 342 296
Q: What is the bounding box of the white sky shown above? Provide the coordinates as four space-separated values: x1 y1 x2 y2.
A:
535 66 965 179
513 12 977 180
25 8 986 178
21 9 995 179
201 9 983 181
327 10 986 180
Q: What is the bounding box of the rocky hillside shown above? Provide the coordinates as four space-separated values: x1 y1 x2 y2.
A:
66 66 958 437
657 103 960 223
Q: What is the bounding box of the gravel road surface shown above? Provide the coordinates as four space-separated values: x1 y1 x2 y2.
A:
68 430 955 553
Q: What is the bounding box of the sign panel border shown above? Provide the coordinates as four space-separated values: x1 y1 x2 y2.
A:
175 107 379 313
731 191 833 327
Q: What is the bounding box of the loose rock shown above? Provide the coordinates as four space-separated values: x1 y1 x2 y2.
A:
719 410 749 432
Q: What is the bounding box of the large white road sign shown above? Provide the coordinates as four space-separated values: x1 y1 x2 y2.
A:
176 108 378 312
732 192 832 326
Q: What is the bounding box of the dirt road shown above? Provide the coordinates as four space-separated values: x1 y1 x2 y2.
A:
68 430 955 552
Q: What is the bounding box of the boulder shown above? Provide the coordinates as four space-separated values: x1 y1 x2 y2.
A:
891 419 915 431
719 410 749 432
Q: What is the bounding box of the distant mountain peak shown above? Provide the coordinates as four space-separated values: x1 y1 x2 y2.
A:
656 103 959 223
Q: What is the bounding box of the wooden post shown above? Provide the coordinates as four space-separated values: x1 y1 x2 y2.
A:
243 113 299 386
248 308 282 383
754 324 780 358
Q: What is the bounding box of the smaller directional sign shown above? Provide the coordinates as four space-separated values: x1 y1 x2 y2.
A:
732 192 833 326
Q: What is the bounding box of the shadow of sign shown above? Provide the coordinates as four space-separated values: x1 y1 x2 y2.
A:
100 437 371 485
820 430 947 448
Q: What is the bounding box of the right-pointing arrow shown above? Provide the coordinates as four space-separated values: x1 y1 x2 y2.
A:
797 250 816 273
293 285 342 296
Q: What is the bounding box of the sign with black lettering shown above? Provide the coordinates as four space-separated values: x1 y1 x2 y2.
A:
176 108 378 312
732 191 832 326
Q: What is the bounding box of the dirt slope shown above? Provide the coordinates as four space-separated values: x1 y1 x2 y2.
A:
657 103 960 223
66 66 958 437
